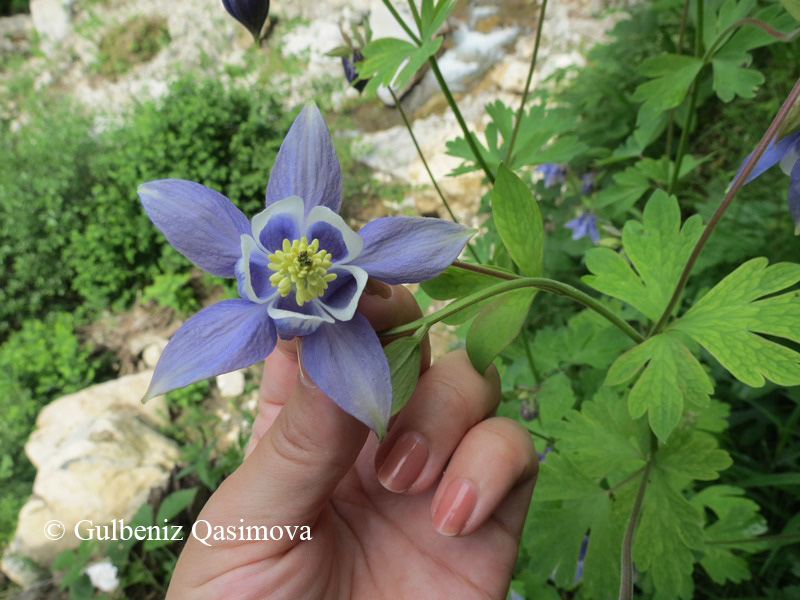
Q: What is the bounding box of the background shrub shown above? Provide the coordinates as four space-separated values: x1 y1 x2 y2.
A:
66 76 294 314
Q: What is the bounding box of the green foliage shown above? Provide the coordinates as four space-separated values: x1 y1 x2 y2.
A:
673 258 800 387
491 164 544 277
141 272 200 315
359 0 457 94
446 101 587 174
606 332 713 442
0 100 96 337
466 288 535 374
95 16 171 79
66 76 292 313
0 0 28 16
0 312 102 400
584 191 704 323
633 54 704 116
359 37 442 94
384 336 422 415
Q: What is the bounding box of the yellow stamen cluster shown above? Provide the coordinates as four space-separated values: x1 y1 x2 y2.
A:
267 237 337 306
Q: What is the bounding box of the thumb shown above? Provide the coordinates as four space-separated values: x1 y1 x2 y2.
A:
209 369 368 528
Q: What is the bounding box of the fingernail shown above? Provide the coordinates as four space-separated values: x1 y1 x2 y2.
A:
297 342 318 389
376 431 429 493
364 278 393 299
432 478 478 536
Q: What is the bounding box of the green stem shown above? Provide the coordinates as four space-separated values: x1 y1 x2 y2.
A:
667 0 703 194
428 57 496 183
381 0 421 44
382 1 494 182
664 0 692 158
504 0 549 165
707 532 800 546
380 273 645 343
619 460 652 600
452 259 516 280
650 75 800 335
520 328 542 384
607 464 646 496
406 0 422 30
389 88 481 263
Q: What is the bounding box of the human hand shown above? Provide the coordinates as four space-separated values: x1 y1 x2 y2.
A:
167 285 538 599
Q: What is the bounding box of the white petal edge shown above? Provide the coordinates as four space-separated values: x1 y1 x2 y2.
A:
320 264 369 322
267 297 335 328
251 195 306 252
237 235 278 304
306 204 364 263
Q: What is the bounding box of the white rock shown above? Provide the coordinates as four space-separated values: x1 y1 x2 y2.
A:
216 370 246 398
142 341 167 369
3 411 178 569
27 372 168 470
84 560 119 592
29 0 73 53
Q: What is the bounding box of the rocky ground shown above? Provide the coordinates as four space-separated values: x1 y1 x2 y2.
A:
0 0 632 589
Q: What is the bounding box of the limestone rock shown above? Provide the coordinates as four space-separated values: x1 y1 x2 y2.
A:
0 373 178 577
30 0 74 53
216 370 246 398
0 14 33 57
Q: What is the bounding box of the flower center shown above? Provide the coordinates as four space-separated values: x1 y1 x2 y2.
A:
267 237 337 306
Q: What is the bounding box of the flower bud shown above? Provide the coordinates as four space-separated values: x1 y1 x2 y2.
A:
342 50 368 94
222 0 270 43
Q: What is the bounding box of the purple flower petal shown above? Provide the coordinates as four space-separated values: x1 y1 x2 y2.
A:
734 131 800 186
352 217 474 284
318 265 368 321
268 296 333 339
306 205 364 262
138 179 250 278
266 103 342 216
301 313 392 435
536 163 566 188
144 299 275 400
222 0 270 40
566 211 599 243
236 235 276 303
252 196 304 254
789 159 800 235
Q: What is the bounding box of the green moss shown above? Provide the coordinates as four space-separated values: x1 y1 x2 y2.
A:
95 15 170 79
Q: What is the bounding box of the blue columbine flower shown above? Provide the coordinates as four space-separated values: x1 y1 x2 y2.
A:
222 0 270 42
565 211 599 243
536 163 566 188
138 103 473 436
733 130 800 235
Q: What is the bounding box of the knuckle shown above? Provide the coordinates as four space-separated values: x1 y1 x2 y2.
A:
476 418 538 477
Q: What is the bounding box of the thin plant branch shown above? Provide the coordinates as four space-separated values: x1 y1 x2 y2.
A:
619 460 653 600
651 75 800 335
389 88 482 262
504 0 549 165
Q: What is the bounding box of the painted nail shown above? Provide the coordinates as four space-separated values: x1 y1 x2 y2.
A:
376 431 429 492
432 478 478 536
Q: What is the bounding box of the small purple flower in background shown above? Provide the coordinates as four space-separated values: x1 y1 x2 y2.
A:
565 211 600 243
573 534 589 582
341 49 368 94
580 172 595 196
536 446 552 463
536 163 566 188
734 130 800 234
138 103 473 436
222 0 270 43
